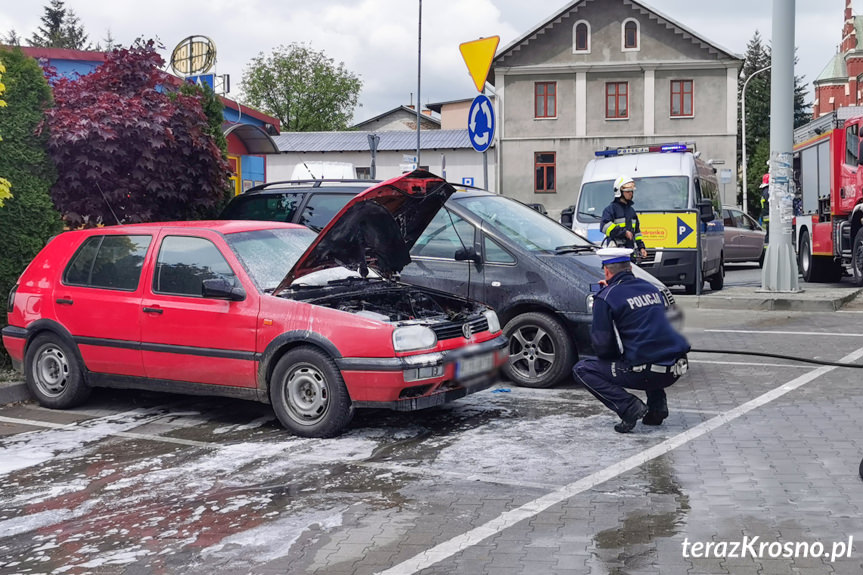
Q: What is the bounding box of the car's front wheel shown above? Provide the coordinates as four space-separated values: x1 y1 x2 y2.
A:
25 333 91 409
270 346 353 438
503 312 574 388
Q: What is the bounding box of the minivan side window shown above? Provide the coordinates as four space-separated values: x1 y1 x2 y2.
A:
221 192 303 222
63 235 151 291
299 194 356 232
412 210 476 259
153 236 238 297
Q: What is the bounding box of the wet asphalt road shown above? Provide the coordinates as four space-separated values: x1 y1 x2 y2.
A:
1 268 862 574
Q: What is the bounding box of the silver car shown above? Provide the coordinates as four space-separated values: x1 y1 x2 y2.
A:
722 206 766 266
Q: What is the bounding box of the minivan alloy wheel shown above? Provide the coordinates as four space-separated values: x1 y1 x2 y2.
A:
502 312 574 388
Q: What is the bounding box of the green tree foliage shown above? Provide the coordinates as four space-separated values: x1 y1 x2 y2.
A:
0 55 10 206
40 40 230 226
2 30 23 46
737 31 812 217
0 48 64 367
29 0 92 50
241 43 362 131
173 81 232 215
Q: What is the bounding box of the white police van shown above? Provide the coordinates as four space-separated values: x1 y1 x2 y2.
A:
571 143 724 294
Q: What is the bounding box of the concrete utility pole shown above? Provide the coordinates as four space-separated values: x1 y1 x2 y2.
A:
761 0 800 291
416 0 422 166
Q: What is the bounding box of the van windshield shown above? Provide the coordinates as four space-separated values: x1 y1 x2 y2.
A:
575 176 690 222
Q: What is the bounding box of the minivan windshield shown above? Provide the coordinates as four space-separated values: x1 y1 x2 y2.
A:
575 176 690 222
456 195 593 252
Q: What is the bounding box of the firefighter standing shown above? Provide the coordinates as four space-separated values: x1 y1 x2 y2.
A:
573 248 690 433
600 176 648 258
759 173 770 229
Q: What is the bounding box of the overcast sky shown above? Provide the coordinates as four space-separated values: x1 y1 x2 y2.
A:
0 0 850 124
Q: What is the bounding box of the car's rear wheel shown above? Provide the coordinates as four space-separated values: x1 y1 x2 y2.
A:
503 312 574 388
270 346 353 438
25 333 91 409
708 257 725 291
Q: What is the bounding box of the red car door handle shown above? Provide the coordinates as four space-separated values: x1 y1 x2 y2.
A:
143 307 163 314
56 298 74 305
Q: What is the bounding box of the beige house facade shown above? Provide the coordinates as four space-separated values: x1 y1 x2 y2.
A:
491 0 743 216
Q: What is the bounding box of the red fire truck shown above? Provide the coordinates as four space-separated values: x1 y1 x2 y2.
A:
792 106 863 285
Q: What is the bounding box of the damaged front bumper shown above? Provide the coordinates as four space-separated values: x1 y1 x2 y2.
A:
338 334 508 411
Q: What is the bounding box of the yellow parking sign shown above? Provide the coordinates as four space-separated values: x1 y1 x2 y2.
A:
639 212 697 249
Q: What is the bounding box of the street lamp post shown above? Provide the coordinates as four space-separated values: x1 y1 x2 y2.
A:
741 65 771 216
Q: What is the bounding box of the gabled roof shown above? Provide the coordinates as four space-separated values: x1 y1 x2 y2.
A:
494 0 740 71
271 129 480 153
351 105 440 130
425 98 475 113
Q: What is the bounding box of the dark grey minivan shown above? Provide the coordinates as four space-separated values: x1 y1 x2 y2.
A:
219 172 678 388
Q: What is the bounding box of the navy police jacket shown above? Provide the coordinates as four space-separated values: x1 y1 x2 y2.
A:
600 199 646 250
591 270 690 366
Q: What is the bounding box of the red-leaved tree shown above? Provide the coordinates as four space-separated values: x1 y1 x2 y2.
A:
41 40 230 226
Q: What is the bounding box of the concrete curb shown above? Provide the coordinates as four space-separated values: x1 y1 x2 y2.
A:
675 287 863 312
0 380 31 405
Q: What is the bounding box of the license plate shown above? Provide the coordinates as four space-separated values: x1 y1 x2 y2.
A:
456 352 495 379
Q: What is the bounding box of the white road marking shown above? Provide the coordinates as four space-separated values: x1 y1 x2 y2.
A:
0 414 214 448
703 329 863 337
374 344 863 575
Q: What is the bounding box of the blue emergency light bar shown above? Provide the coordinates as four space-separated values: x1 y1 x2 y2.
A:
595 143 693 157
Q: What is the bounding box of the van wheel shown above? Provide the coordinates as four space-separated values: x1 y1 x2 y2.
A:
853 229 863 287
25 333 91 409
709 257 725 291
270 346 353 438
503 312 574 388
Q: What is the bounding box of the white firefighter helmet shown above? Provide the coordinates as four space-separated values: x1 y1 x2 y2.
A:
613 175 636 198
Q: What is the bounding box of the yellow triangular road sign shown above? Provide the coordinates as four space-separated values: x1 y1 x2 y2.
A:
459 36 500 93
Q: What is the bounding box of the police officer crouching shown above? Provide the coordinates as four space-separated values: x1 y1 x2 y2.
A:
573 247 690 433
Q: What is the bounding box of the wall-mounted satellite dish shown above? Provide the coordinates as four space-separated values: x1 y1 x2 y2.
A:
170 35 216 76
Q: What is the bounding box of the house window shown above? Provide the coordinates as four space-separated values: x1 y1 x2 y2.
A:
573 21 590 53
606 82 628 119
535 82 556 118
535 152 556 193
671 80 694 116
622 19 639 50
356 167 372 179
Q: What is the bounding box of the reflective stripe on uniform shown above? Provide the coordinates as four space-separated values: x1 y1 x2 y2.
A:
602 222 617 234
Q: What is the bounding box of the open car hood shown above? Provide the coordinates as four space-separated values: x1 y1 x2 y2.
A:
273 170 456 294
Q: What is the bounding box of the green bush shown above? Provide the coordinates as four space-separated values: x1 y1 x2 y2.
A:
0 48 63 368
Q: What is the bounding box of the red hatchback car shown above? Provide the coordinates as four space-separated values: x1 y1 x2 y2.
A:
2 171 507 437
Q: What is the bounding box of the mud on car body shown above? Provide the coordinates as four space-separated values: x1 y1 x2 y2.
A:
2 171 507 438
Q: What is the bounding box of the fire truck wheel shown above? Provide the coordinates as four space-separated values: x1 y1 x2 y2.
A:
799 232 842 283
853 229 863 287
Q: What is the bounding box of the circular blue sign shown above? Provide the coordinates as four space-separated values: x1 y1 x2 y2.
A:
468 94 495 153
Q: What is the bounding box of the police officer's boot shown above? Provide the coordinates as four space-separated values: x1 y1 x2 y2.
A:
614 398 648 433
643 390 668 426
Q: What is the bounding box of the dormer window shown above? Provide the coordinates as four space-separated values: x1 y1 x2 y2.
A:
622 18 640 51
573 20 591 53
